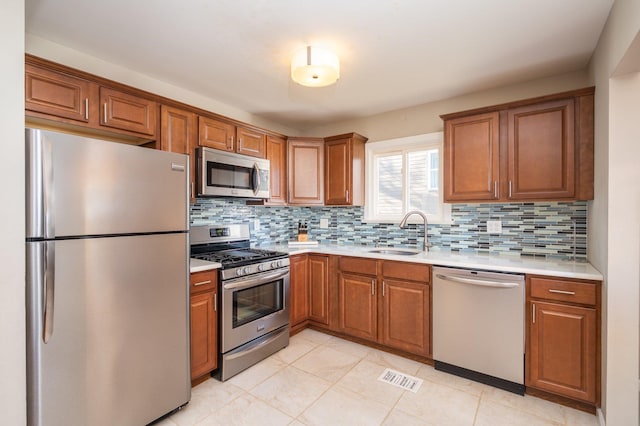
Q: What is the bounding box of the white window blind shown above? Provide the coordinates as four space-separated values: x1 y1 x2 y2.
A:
365 132 451 224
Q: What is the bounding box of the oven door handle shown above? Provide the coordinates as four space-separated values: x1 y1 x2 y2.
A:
223 269 289 291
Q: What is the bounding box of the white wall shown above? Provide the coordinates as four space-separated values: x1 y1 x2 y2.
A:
301 69 591 140
25 35 299 137
607 69 640 426
0 0 26 425
588 0 640 423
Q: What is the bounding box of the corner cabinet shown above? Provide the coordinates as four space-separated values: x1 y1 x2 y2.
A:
287 137 325 205
324 133 368 206
526 275 600 405
441 87 594 203
189 270 218 382
289 254 331 333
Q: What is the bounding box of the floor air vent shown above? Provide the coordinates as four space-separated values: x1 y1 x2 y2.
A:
377 368 423 393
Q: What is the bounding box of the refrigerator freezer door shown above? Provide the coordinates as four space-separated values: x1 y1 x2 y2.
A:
26 233 190 426
26 128 188 239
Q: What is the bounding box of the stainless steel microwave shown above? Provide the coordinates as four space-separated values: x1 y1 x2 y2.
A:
197 148 270 198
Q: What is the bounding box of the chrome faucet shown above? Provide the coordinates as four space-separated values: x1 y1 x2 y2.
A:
399 210 430 251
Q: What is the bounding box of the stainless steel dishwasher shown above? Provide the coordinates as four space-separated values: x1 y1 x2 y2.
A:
432 266 525 394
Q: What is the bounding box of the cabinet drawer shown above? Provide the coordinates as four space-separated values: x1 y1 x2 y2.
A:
339 256 377 276
382 261 430 283
530 276 597 306
190 270 217 294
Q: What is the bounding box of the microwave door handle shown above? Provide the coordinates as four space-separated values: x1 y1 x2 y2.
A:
252 163 261 196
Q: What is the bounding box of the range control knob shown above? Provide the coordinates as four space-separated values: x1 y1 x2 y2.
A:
257 264 265 272
235 269 243 276
277 260 283 268
243 267 252 275
270 261 278 269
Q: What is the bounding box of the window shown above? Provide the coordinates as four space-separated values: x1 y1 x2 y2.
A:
364 132 451 224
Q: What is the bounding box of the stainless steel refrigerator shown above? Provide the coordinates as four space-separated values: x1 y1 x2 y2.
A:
25 128 191 426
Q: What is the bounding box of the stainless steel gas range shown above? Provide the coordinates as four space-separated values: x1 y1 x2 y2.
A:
190 224 290 381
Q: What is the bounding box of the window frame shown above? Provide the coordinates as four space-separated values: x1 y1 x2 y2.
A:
364 132 452 224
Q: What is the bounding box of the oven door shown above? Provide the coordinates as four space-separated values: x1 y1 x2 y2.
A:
198 148 270 198
221 268 289 352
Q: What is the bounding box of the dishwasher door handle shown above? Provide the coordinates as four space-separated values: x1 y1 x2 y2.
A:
435 273 521 288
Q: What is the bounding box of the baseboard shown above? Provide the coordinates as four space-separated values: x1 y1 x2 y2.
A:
597 407 605 425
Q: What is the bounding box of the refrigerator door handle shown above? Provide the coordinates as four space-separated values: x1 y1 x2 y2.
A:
43 241 55 343
26 129 55 239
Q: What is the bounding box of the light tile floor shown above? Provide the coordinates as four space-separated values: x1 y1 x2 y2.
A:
158 329 599 426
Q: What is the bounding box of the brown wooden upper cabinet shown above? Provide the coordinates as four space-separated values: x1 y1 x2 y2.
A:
25 60 158 140
265 135 287 205
441 87 594 203
198 115 266 158
287 137 325 205
324 133 368 206
100 87 157 136
160 105 197 202
25 63 93 124
443 112 500 202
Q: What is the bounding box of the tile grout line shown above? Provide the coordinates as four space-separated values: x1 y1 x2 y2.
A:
290 338 368 425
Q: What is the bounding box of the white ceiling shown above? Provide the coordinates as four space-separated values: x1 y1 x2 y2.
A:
25 0 614 130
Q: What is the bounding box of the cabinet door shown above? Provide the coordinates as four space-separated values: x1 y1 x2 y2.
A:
190 291 217 380
236 125 266 158
381 279 430 356
528 301 596 403
266 135 287 205
444 112 500 202
338 272 377 342
287 138 324 205
25 64 92 123
289 254 309 327
508 99 575 199
100 87 157 136
324 137 351 205
198 116 235 152
161 105 197 202
308 255 329 325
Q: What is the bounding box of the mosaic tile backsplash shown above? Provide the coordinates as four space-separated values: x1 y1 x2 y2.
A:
190 199 587 260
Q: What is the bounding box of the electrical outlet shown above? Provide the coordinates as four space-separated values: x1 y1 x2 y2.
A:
320 218 329 229
486 220 502 234
254 219 260 231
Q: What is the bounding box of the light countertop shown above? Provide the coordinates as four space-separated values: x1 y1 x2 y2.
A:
189 258 222 273
261 243 603 281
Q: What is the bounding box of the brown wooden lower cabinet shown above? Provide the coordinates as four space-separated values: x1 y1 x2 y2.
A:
336 257 431 357
289 254 330 331
526 275 600 405
189 270 218 381
289 254 309 328
308 254 330 325
381 278 430 356
338 271 378 341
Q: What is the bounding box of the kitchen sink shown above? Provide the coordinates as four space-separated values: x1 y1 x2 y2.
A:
367 248 421 256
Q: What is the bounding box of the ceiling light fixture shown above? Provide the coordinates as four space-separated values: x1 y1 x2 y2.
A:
291 46 340 87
